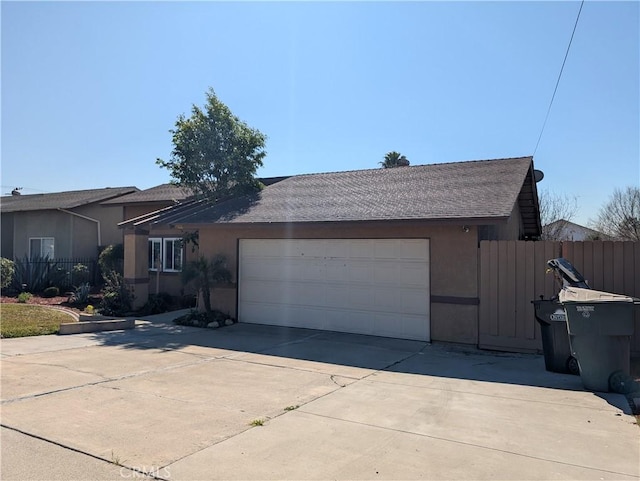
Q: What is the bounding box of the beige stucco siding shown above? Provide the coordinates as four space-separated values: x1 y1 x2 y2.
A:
74 204 125 248
8 203 125 260
12 211 73 259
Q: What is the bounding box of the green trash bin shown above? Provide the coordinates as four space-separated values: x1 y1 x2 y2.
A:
559 287 637 393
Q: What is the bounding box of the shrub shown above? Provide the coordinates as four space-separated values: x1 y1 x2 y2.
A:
42 286 60 298
17 292 32 303
173 309 235 328
140 292 173 315
69 282 91 305
98 244 124 279
72 263 91 286
1 258 15 290
99 271 134 316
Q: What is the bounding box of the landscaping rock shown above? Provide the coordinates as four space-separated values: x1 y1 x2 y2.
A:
225 319 234 326
208 321 220 328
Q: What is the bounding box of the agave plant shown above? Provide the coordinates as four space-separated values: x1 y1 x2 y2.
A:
11 255 65 293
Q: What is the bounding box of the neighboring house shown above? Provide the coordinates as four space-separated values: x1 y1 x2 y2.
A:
0 187 138 260
543 219 606 241
121 156 541 345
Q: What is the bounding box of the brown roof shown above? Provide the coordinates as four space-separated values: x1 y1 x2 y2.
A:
103 177 291 206
101 184 191 205
0 187 138 213
125 157 540 236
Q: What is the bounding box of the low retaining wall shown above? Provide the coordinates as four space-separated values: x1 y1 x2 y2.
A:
58 318 135 335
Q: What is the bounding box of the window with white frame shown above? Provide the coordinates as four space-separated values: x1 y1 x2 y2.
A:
149 238 162 271
163 238 183 272
148 237 183 272
30 237 55 259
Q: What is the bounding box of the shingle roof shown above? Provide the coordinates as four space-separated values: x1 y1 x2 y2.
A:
103 177 290 206
129 157 538 233
101 184 191 205
0 187 138 213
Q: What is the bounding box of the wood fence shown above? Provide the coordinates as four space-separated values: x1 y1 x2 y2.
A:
478 241 640 355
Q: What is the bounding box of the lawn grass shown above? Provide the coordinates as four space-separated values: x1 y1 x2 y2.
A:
0 304 76 338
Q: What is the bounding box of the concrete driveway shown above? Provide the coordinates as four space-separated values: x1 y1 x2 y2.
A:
1 312 638 480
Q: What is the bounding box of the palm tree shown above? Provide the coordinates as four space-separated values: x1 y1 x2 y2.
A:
380 151 410 168
181 254 231 313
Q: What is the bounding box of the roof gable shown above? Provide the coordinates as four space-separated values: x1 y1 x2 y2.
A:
0 187 138 213
127 156 539 236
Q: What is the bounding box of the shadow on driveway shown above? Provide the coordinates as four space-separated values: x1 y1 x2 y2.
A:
80 310 631 413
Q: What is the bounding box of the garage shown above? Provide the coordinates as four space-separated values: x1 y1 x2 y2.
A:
238 238 430 341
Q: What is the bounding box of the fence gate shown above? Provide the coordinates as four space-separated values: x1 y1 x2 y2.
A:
479 241 560 352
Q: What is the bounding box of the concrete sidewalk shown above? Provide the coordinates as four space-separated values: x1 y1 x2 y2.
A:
1 314 638 480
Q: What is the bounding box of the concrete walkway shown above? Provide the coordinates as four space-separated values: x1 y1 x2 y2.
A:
1 312 638 480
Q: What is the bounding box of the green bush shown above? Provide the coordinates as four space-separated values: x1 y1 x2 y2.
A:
99 271 133 316
98 244 124 279
42 286 60 298
140 292 173 315
1 258 15 289
17 292 32 303
174 309 235 328
72 263 91 286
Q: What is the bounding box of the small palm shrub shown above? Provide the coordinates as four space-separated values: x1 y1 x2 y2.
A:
181 254 231 313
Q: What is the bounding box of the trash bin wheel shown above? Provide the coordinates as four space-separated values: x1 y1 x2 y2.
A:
566 356 580 376
608 370 633 394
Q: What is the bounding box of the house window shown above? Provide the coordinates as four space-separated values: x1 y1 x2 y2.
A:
163 238 183 272
148 237 182 272
149 238 162 271
29 237 55 259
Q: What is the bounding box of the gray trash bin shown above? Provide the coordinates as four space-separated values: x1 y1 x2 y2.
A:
559 287 637 392
532 299 579 375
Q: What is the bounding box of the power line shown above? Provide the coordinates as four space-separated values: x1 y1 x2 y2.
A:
533 0 585 157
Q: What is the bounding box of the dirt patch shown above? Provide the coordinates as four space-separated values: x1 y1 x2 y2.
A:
0 295 99 315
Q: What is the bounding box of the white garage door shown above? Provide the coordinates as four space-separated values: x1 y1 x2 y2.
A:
238 239 430 341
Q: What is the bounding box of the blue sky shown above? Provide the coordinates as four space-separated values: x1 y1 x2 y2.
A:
2 1 638 226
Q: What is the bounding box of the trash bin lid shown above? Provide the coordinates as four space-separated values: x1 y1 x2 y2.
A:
559 286 636 304
546 258 590 288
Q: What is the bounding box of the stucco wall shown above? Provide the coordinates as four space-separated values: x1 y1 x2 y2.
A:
74 204 125 249
12 211 73 259
9 204 125 260
478 203 523 241
1 213 15 259
124 203 174 222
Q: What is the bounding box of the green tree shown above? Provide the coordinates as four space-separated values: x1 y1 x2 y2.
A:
181 255 232 313
157 88 267 201
592 186 640 241
380 151 410 168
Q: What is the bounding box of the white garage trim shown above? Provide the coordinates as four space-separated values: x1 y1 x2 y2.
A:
238 239 430 341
